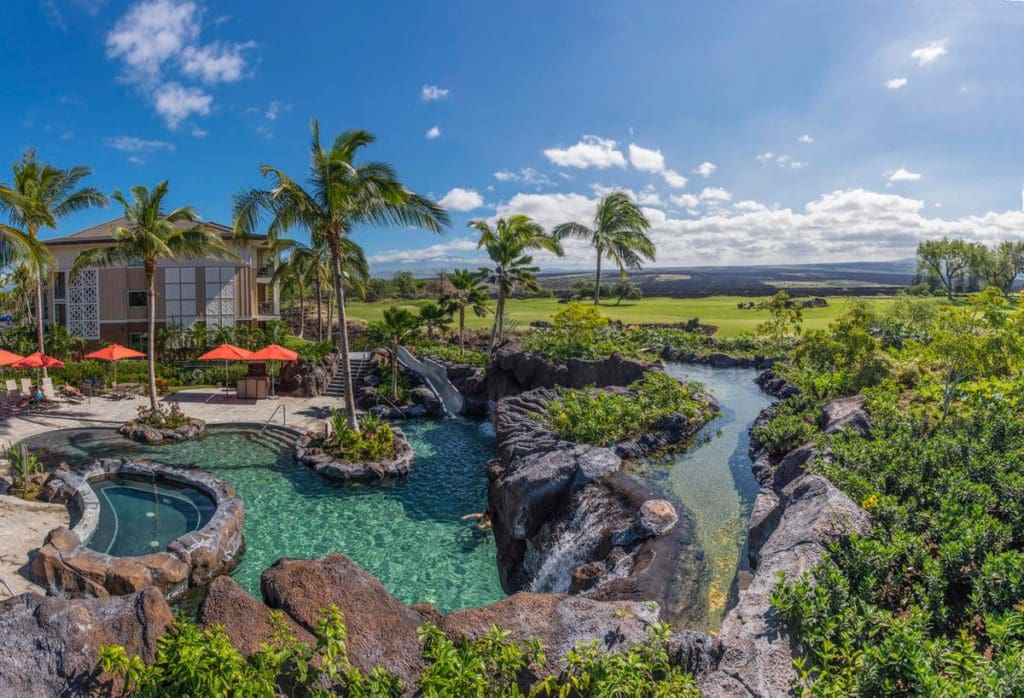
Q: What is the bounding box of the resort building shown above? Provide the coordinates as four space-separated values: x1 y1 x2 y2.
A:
42 217 280 347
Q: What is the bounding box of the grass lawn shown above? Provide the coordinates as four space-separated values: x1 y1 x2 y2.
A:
343 295 896 338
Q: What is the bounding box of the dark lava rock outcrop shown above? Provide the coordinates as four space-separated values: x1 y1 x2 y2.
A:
486 338 650 400
0 588 173 697
488 384 716 627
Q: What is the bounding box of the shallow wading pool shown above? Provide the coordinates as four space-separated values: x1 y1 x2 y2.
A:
22 420 504 612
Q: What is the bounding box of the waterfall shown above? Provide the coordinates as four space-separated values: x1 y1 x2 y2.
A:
529 489 618 594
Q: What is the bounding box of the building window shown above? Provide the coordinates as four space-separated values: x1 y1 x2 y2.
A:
164 267 197 328
53 272 66 301
129 332 147 352
128 291 147 308
204 266 236 328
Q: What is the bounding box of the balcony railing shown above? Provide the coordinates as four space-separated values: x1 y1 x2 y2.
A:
258 301 276 316
256 262 275 278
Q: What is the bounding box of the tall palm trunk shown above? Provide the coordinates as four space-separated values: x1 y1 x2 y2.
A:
489 288 506 352
297 283 306 339
146 265 159 413
316 280 324 342
594 246 602 305
459 306 465 358
32 221 48 377
329 236 359 431
390 337 399 400
327 286 334 340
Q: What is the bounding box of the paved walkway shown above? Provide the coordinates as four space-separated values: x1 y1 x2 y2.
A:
0 388 342 599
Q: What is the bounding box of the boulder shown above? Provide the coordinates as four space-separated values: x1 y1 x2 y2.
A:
705 474 870 696
822 395 871 437
754 370 800 400
260 553 426 687
0 589 173 697
440 593 659 681
771 442 817 490
198 575 314 655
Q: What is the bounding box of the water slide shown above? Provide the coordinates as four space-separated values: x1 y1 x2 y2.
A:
395 346 465 416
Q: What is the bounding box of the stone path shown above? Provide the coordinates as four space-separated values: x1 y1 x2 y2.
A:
0 388 344 595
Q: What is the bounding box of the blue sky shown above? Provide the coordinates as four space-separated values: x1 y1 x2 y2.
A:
6 1 1024 272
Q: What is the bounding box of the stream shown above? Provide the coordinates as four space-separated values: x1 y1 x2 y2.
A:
640 363 771 631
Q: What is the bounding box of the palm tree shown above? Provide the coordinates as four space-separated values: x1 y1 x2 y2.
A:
442 269 489 357
0 150 106 364
71 182 239 414
470 215 562 350
370 306 421 401
273 244 312 339
234 121 448 430
418 302 452 341
552 191 654 305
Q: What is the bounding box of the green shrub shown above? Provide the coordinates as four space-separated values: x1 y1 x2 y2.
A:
543 371 713 447
98 610 698 697
751 411 817 460
319 411 397 462
133 402 191 429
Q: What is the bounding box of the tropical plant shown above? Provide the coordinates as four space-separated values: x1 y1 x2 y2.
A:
70 182 238 414
916 237 977 300
42 322 83 360
369 306 421 400
417 302 452 341
5 443 44 498
234 120 448 430
441 269 490 357
471 215 562 351
0 150 106 367
553 190 655 305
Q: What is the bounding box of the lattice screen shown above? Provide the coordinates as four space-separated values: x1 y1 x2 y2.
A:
204 267 237 328
68 268 99 339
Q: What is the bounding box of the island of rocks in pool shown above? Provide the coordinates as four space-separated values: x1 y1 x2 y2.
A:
1 338 869 696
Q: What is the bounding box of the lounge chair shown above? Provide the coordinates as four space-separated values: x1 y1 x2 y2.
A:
5 379 18 396
41 378 69 404
20 378 32 397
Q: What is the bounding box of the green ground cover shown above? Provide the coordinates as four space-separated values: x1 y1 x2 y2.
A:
344 295 893 337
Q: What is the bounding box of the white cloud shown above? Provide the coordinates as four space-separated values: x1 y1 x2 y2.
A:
699 186 733 203
153 83 211 128
438 187 484 211
544 135 626 169
887 167 922 184
670 193 700 210
180 41 251 83
369 238 480 266
662 170 688 188
758 151 806 170
421 84 449 101
106 0 198 79
493 168 554 187
105 0 254 129
694 161 717 177
265 101 286 120
798 134 814 143
911 39 948 67
885 77 908 90
467 187 1024 268
105 136 175 152
629 144 665 172
426 126 441 139
591 184 662 206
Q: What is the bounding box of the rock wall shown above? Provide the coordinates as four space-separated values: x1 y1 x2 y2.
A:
0 588 173 697
33 458 245 602
700 380 873 696
488 385 715 627
486 338 651 400
200 552 674 696
278 350 338 397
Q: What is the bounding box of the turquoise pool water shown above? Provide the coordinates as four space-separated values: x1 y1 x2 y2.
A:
23 419 504 613
88 476 216 557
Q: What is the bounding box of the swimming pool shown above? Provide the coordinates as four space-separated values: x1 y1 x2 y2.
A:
88 475 216 557
22 419 504 613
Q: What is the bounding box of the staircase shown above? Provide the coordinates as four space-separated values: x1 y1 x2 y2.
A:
324 352 370 399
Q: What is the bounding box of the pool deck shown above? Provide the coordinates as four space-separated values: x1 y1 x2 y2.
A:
0 388 345 598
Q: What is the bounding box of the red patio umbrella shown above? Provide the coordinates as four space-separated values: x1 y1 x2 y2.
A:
197 343 252 393
85 343 146 390
13 352 65 369
0 349 23 382
248 344 299 399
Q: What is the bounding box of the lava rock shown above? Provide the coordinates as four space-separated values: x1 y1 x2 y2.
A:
198 576 314 655
0 589 173 697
